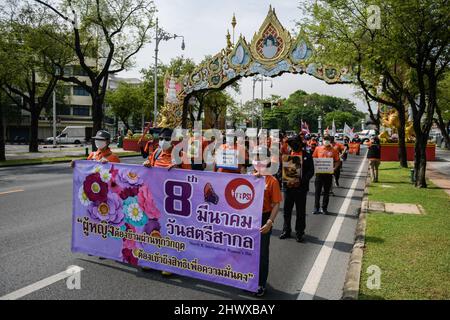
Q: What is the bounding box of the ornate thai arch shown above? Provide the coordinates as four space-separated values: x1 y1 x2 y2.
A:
160 6 354 128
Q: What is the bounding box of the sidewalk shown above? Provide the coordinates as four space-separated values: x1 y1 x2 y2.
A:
428 147 450 196
4 144 137 161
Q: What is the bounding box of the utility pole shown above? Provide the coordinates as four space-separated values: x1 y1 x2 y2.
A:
53 90 56 147
153 18 185 127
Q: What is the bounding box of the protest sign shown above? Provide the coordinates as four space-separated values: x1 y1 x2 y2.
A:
215 148 238 170
72 161 264 292
313 158 334 174
282 155 302 188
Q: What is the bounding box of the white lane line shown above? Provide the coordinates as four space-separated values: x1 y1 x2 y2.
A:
297 152 367 300
0 189 24 196
0 266 84 300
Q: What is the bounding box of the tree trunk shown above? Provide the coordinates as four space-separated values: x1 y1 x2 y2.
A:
29 108 39 153
0 101 5 161
396 106 408 168
435 106 450 149
91 94 104 151
414 133 428 188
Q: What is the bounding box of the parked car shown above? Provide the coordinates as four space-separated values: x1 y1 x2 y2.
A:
334 132 344 140
46 126 90 144
357 129 377 143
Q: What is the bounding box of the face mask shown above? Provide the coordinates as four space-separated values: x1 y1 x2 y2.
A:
159 139 171 151
253 160 269 172
95 140 107 150
323 140 331 147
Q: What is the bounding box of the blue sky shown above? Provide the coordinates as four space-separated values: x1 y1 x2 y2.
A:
119 0 367 112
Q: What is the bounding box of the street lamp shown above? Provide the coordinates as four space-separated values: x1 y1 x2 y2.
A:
252 76 273 128
153 18 185 126
318 115 323 137
252 75 273 101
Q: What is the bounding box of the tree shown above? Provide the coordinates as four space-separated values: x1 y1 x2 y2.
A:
105 82 149 131
141 56 196 125
262 89 363 132
324 111 363 129
0 1 73 152
302 0 449 186
36 0 156 150
203 91 236 129
436 72 450 148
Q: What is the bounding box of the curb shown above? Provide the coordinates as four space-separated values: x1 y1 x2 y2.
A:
0 153 141 168
342 172 371 300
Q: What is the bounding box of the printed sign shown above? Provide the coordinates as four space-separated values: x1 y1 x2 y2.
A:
282 155 302 188
72 161 264 292
313 158 334 174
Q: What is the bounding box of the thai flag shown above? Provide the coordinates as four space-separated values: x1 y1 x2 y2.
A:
301 121 310 135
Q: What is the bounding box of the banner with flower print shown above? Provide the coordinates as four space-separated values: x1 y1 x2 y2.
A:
72 160 265 292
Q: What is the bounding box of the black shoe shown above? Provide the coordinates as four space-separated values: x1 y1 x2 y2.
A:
254 286 266 297
335 181 340 187
322 209 330 215
312 209 321 215
296 234 305 242
279 231 291 239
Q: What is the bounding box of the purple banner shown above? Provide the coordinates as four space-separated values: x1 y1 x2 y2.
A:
71 160 264 292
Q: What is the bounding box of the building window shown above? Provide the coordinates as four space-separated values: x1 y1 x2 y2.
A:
57 104 71 115
73 66 89 76
73 86 90 96
72 105 90 116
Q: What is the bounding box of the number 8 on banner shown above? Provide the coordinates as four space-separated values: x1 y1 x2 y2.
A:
164 180 193 217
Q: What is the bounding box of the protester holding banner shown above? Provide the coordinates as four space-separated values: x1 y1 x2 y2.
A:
251 146 282 297
312 135 340 215
280 135 314 242
71 130 120 168
143 128 190 276
72 130 119 260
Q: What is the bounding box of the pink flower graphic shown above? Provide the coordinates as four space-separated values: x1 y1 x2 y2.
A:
138 185 161 220
87 192 124 226
118 169 143 187
83 173 108 203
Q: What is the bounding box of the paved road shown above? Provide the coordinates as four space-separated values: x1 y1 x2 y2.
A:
0 149 368 300
432 148 450 175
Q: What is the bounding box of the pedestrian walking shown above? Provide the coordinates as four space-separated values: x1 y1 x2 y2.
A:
279 135 314 242
367 136 381 182
312 135 340 215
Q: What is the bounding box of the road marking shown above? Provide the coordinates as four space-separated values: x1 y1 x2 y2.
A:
297 152 367 300
0 266 84 300
0 189 24 196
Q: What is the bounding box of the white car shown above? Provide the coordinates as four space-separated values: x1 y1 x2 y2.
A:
46 126 88 145
357 129 376 143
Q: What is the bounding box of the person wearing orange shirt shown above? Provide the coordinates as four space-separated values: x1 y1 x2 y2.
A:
71 130 120 168
279 135 314 242
251 146 282 297
312 135 340 215
308 137 318 154
72 130 119 260
330 136 345 187
143 128 190 276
